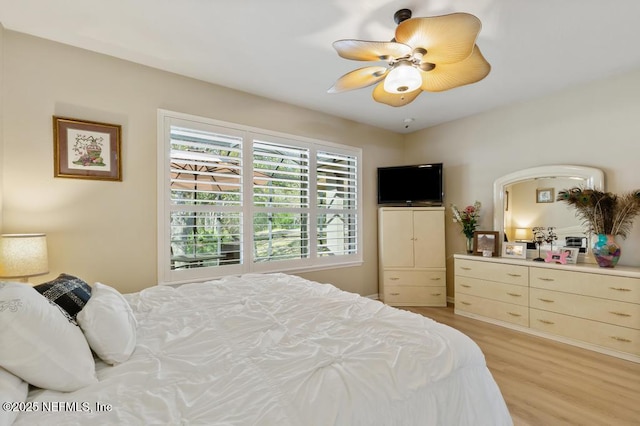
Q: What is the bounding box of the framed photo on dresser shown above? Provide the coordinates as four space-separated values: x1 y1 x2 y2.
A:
502 242 527 259
473 231 499 256
561 247 579 264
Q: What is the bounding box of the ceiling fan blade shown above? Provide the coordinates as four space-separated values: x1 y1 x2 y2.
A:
395 13 481 64
421 45 491 92
332 40 412 61
328 66 388 93
372 82 422 107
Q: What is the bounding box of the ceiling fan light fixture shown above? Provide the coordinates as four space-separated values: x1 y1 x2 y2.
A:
383 62 421 93
329 8 490 106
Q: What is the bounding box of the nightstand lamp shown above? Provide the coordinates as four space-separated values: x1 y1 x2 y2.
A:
0 233 49 283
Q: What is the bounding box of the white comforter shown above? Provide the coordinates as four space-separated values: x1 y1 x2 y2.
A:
16 273 512 425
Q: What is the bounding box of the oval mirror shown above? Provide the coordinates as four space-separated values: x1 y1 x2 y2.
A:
493 165 604 260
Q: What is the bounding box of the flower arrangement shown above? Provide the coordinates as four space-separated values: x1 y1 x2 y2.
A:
556 188 640 238
451 201 481 238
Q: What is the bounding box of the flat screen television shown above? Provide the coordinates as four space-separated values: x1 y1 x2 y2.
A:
377 163 443 206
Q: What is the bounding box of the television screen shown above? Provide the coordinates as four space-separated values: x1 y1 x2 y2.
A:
377 163 443 206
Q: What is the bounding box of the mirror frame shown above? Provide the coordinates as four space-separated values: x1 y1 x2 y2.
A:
493 165 605 259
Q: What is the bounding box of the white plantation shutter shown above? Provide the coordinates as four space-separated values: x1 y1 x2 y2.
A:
252 139 310 262
316 150 358 257
167 124 244 275
158 110 362 285
170 127 243 205
253 139 310 208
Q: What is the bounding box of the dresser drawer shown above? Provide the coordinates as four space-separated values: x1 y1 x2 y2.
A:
455 293 528 327
530 268 640 304
530 288 640 330
530 308 640 356
455 259 528 286
383 270 445 287
456 276 528 306
383 286 446 306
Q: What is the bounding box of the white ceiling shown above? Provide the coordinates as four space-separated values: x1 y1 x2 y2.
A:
2 0 640 134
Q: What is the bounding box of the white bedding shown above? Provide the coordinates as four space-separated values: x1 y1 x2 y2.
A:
15 273 512 425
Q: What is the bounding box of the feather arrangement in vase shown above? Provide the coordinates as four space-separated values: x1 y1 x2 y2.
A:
556 187 640 267
556 188 640 238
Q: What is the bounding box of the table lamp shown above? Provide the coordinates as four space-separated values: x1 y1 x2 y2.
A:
515 228 529 241
0 233 49 282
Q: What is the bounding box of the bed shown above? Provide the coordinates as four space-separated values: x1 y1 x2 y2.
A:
2 273 512 425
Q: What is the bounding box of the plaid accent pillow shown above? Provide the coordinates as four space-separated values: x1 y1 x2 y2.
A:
34 274 92 323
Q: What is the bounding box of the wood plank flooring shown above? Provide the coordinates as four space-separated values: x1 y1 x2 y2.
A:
403 305 640 426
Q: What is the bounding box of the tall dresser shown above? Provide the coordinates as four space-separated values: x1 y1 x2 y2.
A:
378 207 446 307
454 254 640 363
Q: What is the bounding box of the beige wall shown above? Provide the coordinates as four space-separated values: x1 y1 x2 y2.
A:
0 30 405 294
405 69 640 297
4 28 640 299
0 24 4 230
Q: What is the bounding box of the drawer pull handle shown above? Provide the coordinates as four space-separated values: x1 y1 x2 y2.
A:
506 292 522 297
538 298 555 303
538 278 555 282
460 284 472 288
389 277 400 281
609 311 631 317
429 277 442 281
537 319 555 325
460 267 472 271
460 301 471 306
507 273 522 277
610 336 632 343
430 293 442 296
609 287 631 292
507 312 521 317
390 292 400 296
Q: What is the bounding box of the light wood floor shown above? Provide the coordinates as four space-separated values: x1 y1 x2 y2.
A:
403 305 640 426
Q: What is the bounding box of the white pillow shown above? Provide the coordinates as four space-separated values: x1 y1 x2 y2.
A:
0 366 28 426
0 282 97 392
77 282 137 365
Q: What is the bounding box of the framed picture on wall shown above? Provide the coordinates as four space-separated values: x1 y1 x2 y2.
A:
473 231 499 256
502 242 527 259
53 116 122 181
536 188 554 203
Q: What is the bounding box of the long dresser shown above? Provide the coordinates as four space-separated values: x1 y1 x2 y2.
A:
454 254 640 363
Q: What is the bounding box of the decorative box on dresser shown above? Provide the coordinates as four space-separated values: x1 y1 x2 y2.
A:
454 254 640 363
378 207 446 307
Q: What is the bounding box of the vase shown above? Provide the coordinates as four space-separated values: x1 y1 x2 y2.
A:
592 234 621 267
466 236 473 254
86 144 102 160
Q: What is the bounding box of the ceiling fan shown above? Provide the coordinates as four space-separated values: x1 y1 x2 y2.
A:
328 8 491 107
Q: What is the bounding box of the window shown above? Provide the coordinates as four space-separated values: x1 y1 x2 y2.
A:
157 110 362 285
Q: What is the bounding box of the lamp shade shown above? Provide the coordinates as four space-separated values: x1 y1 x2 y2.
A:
383 62 422 93
0 234 49 280
515 228 530 241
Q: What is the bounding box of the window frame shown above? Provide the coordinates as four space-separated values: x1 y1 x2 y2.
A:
157 109 362 285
